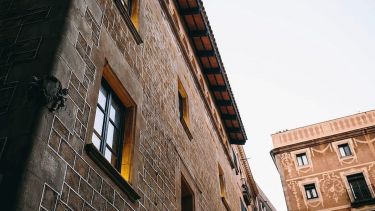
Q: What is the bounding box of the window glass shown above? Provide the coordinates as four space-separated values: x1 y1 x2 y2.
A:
92 80 125 171
296 153 308 166
94 109 105 135
98 87 107 109
338 144 352 157
347 173 371 201
92 133 101 149
110 99 122 126
304 184 318 199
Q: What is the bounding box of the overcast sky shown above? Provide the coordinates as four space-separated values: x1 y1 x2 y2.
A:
203 1 375 210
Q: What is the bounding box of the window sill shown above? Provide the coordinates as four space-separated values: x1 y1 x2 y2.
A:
297 165 311 169
113 0 143 45
180 118 193 140
85 143 140 202
340 155 354 160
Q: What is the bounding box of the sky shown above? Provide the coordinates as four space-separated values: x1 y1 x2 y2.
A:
203 1 375 210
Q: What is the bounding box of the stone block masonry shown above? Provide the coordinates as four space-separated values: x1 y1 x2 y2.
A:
0 0 254 211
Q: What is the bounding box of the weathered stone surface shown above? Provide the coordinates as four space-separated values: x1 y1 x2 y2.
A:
4 0 256 211
74 155 89 179
65 166 80 192
92 191 107 211
67 190 84 211
79 178 93 202
101 180 114 203
41 185 58 211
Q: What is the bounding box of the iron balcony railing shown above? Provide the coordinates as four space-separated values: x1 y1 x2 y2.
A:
241 179 251 206
347 185 375 208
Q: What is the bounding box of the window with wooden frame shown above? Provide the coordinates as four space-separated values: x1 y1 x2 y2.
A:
92 80 125 170
86 64 139 202
218 164 226 198
178 79 192 139
114 0 142 44
181 175 194 211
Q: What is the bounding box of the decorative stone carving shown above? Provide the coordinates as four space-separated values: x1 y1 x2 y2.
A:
29 76 68 112
319 172 345 203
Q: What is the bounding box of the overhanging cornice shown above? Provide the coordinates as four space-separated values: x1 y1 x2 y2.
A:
175 0 247 145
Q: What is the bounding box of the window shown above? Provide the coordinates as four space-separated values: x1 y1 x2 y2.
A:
114 0 142 44
347 173 372 201
86 64 139 202
178 79 192 139
304 184 318 199
338 143 352 157
218 164 226 197
232 149 239 175
178 91 185 121
119 0 132 15
240 199 247 211
181 175 194 211
296 153 309 166
92 80 125 170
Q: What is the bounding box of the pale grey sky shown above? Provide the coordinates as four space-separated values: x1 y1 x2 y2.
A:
204 1 375 210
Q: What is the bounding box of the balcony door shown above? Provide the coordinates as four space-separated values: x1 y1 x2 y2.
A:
347 173 372 201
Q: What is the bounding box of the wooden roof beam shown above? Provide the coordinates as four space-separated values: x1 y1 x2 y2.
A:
204 67 221 74
180 7 201 16
189 30 208 37
197 50 215 57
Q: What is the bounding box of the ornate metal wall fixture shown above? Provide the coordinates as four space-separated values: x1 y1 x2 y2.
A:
29 76 68 112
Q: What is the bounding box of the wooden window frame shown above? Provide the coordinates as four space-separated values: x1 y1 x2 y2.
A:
92 79 126 170
178 79 193 140
86 64 140 202
113 0 142 44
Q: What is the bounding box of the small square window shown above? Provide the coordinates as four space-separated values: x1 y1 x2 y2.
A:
338 143 352 157
304 184 318 199
296 153 309 166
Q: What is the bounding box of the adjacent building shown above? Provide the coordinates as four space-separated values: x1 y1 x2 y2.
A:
0 0 274 211
271 110 375 210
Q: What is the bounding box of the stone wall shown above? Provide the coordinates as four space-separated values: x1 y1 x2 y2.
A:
0 0 249 211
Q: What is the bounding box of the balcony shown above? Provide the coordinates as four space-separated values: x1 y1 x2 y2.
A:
241 178 251 206
348 185 375 208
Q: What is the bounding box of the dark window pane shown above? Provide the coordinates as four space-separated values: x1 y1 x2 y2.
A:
110 99 122 126
94 108 105 135
106 123 119 152
178 92 184 120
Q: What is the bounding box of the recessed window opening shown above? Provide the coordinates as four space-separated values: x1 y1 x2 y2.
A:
296 153 309 166
92 79 125 170
181 175 194 211
338 143 352 157
304 183 318 199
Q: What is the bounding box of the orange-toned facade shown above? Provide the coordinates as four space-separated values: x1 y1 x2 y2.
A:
271 110 375 211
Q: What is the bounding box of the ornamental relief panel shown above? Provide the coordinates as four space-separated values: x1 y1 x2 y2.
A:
319 172 346 203
279 153 294 178
367 163 375 182
287 180 302 210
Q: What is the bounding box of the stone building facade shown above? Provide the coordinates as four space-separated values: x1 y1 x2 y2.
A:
271 110 375 211
0 0 272 211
